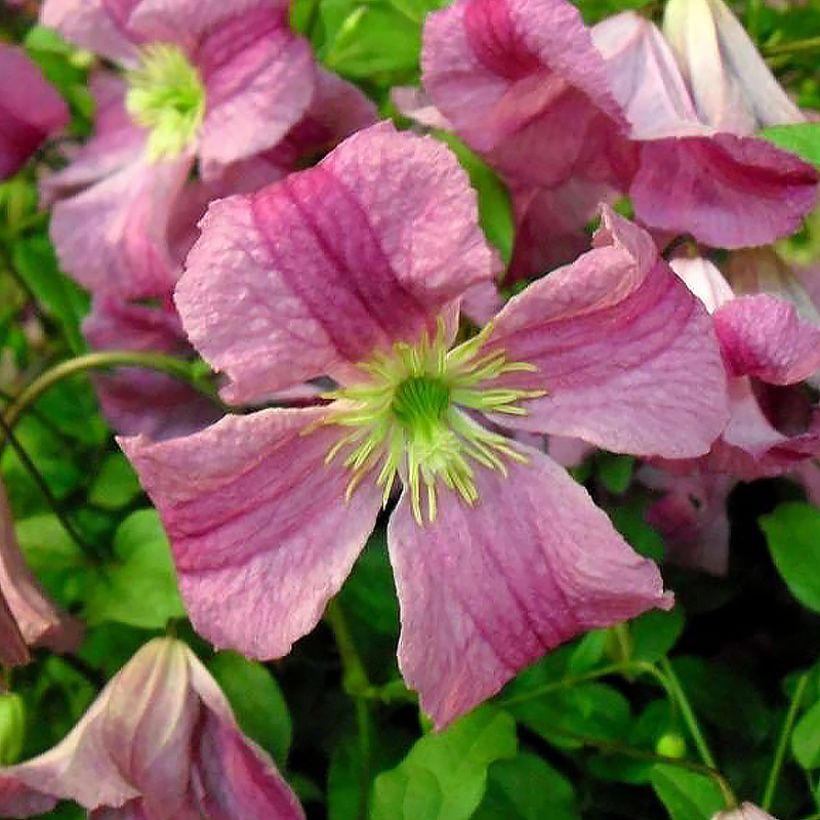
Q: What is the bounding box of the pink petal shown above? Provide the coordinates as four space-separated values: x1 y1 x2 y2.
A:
0 592 29 668
194 4 316 173
714 294 820 384
120 407 382 659
390 86 452 130
631 134 819 249
0 45 69 180
669 256 735 313
713 803 778 820
50 154 192 298
40 0 141 64
421 0 636 188
178 123 497 403
663 0 805 132
0 481 83 654
388 444 671 727
485 208 729 457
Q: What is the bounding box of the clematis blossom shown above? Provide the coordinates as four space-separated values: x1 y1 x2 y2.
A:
0 480 82 658
40 0 376 298
420 0 818 280
0 637 305 818
121 124 730 726
712 804 778 820
0 44 68 180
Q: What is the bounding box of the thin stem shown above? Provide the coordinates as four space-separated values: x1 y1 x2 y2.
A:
660 658 717 770
1 351 224 456
0 413 103 561
762 673 809 811
764 36 820 57
324 599 372 820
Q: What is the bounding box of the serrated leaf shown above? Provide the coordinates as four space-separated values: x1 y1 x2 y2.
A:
370 706 517 820
761 502 820 612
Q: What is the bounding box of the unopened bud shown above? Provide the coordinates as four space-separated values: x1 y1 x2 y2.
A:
655 733 686 759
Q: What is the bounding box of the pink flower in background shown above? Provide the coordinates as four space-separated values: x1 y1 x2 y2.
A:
420 0 817 280
0 638 304 819
713 804 778 820
121 124 729 726
0 481 82 658
0 44 68 180
40 0 376 298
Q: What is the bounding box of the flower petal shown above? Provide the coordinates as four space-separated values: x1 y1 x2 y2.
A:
388 445 671 727
120 407 382 659
631 134 819 249
485 208 729 457
0 45 69 180
670 256 735 313
714 294 820 384
178 123 497 402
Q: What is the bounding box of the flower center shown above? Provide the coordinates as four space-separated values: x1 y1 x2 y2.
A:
125 43 205 161
320 320 545 524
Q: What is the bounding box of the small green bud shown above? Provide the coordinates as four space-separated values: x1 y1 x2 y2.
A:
0 693 26 765
655 733 687 759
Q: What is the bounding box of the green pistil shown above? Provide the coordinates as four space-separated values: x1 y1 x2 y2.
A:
321 319 547 525
125 43 205 161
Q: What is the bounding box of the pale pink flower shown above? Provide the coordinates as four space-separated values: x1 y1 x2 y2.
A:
0 44 68 180
713 803 778 820
0 638 304 819
121 124 730 726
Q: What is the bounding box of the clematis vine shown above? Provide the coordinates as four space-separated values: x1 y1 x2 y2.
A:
0 637 305 819
0 44 68 180
419 0 818 280
39 0 376 298
122 124 730 726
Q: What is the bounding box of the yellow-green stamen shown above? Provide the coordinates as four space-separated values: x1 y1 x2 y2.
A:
320 319 546 525
125 43 205 161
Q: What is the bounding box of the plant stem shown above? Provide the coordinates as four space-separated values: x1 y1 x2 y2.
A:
0 350 224 456
762 672 809 811
0 412 103 561
325 599 372 820
764 35 820 57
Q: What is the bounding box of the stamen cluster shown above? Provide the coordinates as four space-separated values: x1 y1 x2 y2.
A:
322 320 545 524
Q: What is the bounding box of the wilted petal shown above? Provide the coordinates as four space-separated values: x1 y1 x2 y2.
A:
0 482 82 654
178 124 497 402
51 155 191 298
663 0 804 132
388 445 671 727
120 407 382 659
0 45 68 180
40 0 140 64
631 134 819 249
485 208 729 457
714 294 820 384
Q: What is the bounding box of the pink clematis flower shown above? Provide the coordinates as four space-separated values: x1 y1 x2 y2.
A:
121 124 729 726
40 0 376 298
0 480 82 658
0 44 68 180
713 804 778 820
420 0 818 280
0 637 305 819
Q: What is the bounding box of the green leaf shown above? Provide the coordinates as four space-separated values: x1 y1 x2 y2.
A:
86 509 185 628
207 651 292 767
760 123 820 170
88 453 143 510
630 608 685 663
370 706 517 820
597 453 635 495
650 765 725 820
609 496 665 561
760 502 820 612
434 133 515 266
11 236 89 354
473 753 579 820
793 699 820 769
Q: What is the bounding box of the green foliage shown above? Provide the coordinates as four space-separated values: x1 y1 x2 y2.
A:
760 123 820 170
207 652 293 767
761 502 820 613
85 509 186 628
649 766 725 820
370 706 517 820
